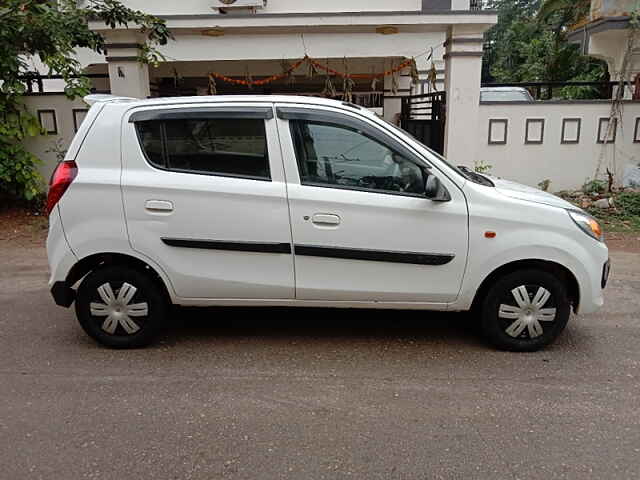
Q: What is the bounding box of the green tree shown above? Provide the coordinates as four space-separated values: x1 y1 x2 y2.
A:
483 0 605 94
482 0 540 82
537 0 590 24
0 0 172 201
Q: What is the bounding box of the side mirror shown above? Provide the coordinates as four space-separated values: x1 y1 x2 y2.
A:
424 175 451 202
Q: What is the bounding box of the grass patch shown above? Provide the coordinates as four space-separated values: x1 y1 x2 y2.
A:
584 191 640 233
587 208 640 233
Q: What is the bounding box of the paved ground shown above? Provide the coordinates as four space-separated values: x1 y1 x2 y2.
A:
1 239 639 480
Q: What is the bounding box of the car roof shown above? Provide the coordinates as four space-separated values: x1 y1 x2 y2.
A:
86 94 368 111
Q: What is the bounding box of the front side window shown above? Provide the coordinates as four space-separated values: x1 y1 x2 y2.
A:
290 120 426 196
135 117 270 180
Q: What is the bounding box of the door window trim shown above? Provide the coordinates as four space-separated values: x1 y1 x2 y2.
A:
279 107 433 198
129 106 274 123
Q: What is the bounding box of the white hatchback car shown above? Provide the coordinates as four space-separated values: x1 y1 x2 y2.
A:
47 95 609 351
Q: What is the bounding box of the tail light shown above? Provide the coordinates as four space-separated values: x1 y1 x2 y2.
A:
46 160 78 215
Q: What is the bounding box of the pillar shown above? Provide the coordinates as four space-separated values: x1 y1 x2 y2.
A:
104 34 151 99
443 27 485 166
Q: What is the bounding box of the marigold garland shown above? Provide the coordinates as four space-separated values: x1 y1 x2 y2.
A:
208 57 307 87
207 55 415 88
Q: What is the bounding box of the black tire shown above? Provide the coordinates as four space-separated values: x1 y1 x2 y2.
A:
481 269 571 352
75 265 168 348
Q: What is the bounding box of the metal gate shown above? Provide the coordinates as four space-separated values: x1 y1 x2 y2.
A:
400 91 446 155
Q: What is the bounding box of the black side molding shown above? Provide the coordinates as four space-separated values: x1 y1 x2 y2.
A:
161 238 292 254
294 245 455 266
161 238 454 266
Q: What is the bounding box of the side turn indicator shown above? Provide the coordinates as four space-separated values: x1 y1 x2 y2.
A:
485 231 497 239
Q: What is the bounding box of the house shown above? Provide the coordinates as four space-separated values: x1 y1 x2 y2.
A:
568 0 640 97
22 0 640 191
25 0 497 179
84 0 495 162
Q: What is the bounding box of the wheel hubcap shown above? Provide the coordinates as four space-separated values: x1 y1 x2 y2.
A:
89 282 148 335
498 285 557 339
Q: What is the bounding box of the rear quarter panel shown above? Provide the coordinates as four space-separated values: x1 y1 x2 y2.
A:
58 103 131 260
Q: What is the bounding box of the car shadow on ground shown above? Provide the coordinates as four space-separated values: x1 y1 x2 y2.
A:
159 307 487 347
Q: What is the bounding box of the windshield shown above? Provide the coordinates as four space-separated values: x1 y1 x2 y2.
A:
379 119 492 186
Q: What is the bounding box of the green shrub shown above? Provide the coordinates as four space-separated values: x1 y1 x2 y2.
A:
616 191 640 217
583 179 607 195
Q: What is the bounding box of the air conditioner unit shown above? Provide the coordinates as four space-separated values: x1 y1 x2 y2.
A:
211 0 266 11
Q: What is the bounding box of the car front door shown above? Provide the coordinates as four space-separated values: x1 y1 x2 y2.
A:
275 104 468 304
121 103 294 300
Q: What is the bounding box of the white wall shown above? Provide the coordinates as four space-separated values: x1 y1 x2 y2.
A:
21 95 90 181
79 0 421 15
451 0 471 9
26 97 636 195
156 32 445 63
476 101 640 191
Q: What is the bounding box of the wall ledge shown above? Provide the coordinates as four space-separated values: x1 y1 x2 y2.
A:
480 100 640 106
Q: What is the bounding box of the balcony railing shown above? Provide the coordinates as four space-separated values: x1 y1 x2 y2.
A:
470 0 483 10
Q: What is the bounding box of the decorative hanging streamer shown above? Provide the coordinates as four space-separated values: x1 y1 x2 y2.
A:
370 66 379 91
427 62 438 93
391 61 399 96
322 59 337 97
208 56 307 87
172 67 182 88
426 48 437 92
281 59 296 86
208 75 217 95
307 56 414 80
307 58 317 79
245 65 253 90
342 57 355 103
410 57 419 85
207 55 419 88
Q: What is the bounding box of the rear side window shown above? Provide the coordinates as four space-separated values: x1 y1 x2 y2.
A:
135 118 270 180
137 121 164 167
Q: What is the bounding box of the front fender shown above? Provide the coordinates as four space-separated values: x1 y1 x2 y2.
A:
452 225 606 314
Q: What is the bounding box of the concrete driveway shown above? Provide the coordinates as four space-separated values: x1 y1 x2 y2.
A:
1 242 639 479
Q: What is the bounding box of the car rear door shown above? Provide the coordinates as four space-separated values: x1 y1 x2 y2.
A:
275 103 469 304
121 102 294 300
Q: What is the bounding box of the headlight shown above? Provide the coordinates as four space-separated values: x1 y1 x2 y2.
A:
567 210 603 242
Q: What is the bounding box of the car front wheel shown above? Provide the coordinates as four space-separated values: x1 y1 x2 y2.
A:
481 269 571 352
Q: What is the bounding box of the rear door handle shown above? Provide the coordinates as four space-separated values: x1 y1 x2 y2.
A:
145 200 174 212
311 213 341 226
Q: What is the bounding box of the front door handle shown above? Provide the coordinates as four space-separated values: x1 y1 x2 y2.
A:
311 213 341 226
145 200 174 212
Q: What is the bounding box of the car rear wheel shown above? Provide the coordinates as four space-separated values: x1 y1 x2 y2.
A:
481 269 571 352
75 266 167 348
